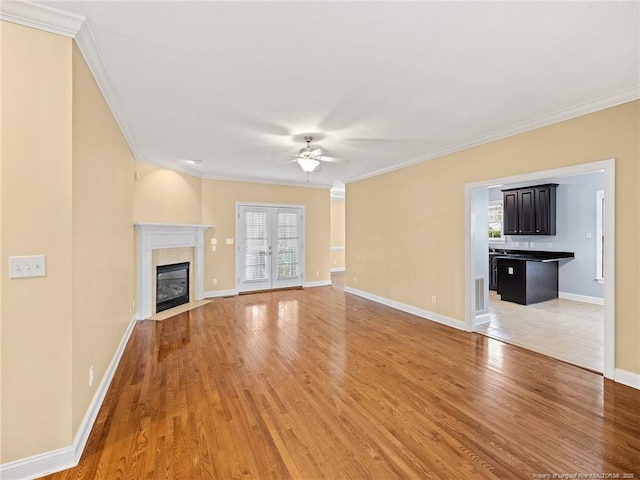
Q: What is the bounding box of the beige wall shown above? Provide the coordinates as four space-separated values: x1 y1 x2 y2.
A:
201 180 331 291
331 198 346 270
1 22 136 463
1 23 74 461
71 44 136 433
134 161 202 224
132 167 332 293
346 101 640 374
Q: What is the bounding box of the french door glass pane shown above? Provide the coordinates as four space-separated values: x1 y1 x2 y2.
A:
277 212 299 280
244 211 268 282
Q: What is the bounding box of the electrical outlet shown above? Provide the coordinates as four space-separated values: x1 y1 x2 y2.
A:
530 241 535 248
431 295 437 304
316 271 320 277
524 242 529 248
89 366 94 387
547 242 552 248
512 241 520 247
211 245 216 252
213 278 217 286
353 276 357 284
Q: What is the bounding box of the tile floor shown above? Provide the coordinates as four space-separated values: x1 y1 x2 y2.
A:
476 291 604 372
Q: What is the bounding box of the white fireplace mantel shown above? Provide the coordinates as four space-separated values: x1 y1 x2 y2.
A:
135 223 213 319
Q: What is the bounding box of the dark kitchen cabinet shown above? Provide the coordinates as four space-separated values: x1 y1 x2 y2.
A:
502 184 558 235
489 254 499 291
496 258 559 305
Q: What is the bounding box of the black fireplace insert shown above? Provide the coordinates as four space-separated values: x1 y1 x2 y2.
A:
156 262 190 313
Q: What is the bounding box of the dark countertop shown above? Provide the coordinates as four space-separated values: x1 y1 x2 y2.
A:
489 249 575 263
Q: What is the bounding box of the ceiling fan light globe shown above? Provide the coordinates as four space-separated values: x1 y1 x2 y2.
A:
297 158 320 173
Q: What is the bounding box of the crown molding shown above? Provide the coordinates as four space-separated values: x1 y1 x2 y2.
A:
0 0 85 37
0 1 144 164
202 173 332 190
135 157 332 190
74 20 143 161
343 86 640 184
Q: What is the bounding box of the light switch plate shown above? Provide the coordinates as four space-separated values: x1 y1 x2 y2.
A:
226 238 234 245
9 255 47 278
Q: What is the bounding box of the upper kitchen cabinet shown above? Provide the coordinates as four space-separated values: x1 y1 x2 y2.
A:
502 184 558 235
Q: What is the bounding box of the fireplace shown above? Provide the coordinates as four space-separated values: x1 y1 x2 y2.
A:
156 262 190 312
135 223 212 319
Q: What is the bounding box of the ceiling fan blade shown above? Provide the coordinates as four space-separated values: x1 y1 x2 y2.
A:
318 155 349 165
276 158 300 167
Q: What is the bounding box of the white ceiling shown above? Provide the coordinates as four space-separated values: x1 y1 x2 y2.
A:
27 2 640 189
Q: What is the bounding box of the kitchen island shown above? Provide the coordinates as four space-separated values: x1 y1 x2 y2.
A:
492 249 574 305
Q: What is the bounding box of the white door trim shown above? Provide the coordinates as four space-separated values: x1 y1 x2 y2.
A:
464 159 615 379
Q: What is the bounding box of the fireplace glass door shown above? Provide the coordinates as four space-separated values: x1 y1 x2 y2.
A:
237 205 304 292
156 262 190 312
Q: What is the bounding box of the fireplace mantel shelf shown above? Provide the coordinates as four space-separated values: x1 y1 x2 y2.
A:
135 223 213 319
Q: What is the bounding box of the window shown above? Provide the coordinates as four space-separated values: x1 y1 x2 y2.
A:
596 190 604 283
488 201 505 242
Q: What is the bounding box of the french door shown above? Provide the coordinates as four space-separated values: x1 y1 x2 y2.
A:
237 204 304 292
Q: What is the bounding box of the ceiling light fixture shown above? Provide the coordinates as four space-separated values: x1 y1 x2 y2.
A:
297 157 320 173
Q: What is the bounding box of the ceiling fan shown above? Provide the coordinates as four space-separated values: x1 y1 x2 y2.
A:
289 136 345 174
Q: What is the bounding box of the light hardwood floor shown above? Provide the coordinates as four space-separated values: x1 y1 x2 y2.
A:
43 273 639 479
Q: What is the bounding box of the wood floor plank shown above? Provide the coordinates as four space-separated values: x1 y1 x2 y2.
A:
42 274 640 479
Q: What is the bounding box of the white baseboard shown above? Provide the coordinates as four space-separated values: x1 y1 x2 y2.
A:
614 369 640 390
331 267 345 273
344 286 465 331
304 280 332 288
0 314 138 480
558 291 604 305
206 283 332 295
72 314 138 461
204 289 238 298
475 313 490 325
0 446 76 480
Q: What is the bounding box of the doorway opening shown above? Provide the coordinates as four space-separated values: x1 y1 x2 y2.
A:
465 159 615 379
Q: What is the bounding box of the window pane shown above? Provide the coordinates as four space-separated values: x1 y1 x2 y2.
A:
277 212 299 279
488 202 504 239
244 211 268 282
